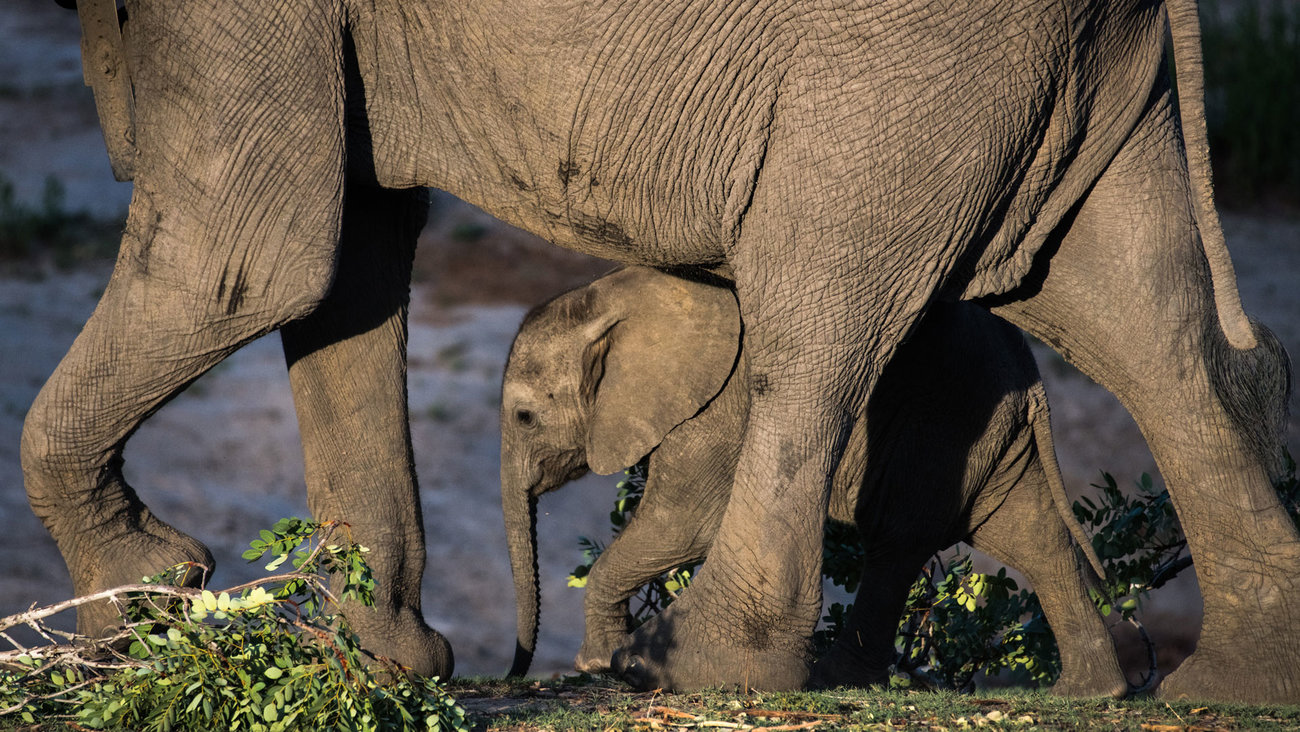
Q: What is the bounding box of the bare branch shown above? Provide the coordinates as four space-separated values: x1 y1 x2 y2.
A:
0 584 199 634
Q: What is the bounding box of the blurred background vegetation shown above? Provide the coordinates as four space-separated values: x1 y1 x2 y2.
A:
1200 0 1300 210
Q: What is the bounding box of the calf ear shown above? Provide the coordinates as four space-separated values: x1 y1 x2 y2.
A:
584 268 741 475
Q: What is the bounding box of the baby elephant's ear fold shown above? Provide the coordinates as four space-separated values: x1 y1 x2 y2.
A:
584 268 741 475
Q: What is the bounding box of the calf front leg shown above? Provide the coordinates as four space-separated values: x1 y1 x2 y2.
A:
577 416 737 673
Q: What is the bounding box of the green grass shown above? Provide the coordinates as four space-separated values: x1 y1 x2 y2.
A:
443 675 1300 731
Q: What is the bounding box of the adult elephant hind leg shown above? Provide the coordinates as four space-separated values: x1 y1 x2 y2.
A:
280 185 452 679
990 94 1297 704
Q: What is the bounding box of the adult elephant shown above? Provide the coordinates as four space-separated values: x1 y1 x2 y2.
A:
28 0 1293 701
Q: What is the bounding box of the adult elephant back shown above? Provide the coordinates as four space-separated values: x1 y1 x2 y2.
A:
27 0 1293 702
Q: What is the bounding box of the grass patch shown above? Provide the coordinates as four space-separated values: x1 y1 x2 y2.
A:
446 675 1300 731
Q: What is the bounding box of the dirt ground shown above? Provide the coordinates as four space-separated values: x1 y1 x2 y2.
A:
2 0 1297 684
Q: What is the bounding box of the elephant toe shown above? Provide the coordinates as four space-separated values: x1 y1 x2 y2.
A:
612 649 657 690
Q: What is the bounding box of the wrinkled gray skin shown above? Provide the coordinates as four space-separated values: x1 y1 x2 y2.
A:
500 266 1126 697
27 0 1294 699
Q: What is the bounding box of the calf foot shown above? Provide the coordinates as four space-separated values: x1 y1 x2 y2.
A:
1050 627 1128 698
1050 667 1128 699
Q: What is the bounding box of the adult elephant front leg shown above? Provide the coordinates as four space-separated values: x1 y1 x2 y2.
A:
279 185 453 678
20 0 348 638
991 86 1297 704
612 179 935 691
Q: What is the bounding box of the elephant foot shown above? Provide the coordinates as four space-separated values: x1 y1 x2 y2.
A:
610 594 811 692
575 626 629 674
1050 631 1128 699
1049 667 1128 699
74 514 214 638
1157 544 1300 704
345 605 455 679
1157 633 1300 705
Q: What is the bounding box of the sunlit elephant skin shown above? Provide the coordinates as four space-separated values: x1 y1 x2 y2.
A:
500 266 1126 697
27 0 1294 698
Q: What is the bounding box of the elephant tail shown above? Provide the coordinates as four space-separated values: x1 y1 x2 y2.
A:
1028 384 1108 584
1167 0 1256 350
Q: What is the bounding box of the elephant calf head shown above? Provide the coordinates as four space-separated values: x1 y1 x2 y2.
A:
500 266 741 675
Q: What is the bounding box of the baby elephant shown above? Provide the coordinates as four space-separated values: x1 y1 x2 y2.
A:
501 266 1126 697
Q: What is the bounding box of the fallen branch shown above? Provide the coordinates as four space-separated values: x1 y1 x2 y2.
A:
0 584 199 634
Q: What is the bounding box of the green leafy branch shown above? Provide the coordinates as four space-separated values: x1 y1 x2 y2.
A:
0 519 467 732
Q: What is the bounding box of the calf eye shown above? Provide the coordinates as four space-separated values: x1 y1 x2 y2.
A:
515 408 536 427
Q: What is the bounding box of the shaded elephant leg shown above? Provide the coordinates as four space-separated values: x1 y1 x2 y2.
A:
991 90 1297 703
808 547 931 689
967 453 1126 698
279 185 452 678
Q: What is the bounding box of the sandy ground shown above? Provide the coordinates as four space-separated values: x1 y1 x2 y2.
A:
2 0 1298 683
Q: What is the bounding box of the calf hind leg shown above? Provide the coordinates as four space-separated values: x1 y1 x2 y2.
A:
968 454 1127 698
